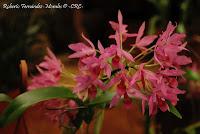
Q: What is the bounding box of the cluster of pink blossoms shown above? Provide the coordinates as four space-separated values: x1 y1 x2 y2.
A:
68 11 192 115
28 48 77 123
28 48 62 90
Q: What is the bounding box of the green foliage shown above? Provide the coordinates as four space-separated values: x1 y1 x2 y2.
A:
0 94 12 103
185 70 200 81
0 86 76 127
94 110 105 134
0 86 114 131
167 101 182 119
89 91 114 106
184 122 200 134
71 91 114 130
177 23 186 33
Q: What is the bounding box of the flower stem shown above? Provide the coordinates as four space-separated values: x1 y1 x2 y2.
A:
144 58 154 65
46 106 87 111
129 63 159 70
137 50 153 62
96 49 101 53
145 111 150 134
128 46 136 53
144 64 159 68
120 33 123 49
134 45 155 60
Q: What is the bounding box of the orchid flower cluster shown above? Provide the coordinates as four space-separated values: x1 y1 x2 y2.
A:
27 10 191 124
68 10 191 115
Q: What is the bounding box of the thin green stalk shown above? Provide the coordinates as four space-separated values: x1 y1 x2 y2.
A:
145 111 150 134
94 110 105 134
46 106 86 111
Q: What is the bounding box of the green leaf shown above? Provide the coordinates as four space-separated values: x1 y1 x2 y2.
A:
149 126 156 134
184 121 200 134
185 70 200 81
167 101 182 119
177 23 186 33
0 86 76 127
148 16 160 34
83 106 94 124
89 91 114 106
185 129 196 134
94 110 105 134
0 94 12 103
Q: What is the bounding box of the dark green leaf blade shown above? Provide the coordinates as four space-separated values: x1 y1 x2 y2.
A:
0 86 76 127
0 94 12 103
89 91 114 106
167 101 182 119
185 70 200 81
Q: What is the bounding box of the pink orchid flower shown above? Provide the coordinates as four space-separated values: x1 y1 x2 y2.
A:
129 64 185 115
27 48 78 124
107 71 146 108
68 33 96 58
132 22 157 50
80 40 113 78
108 32 134 63
27 72 60 90
130 64 158 87
97 41 112 78
82 55 112 78
159 68 185 76
95 32 134 72
43 99 78 123
143 76 185 115
74 74 105 99
38 48 62 74
109 10 137 42
28 48 62 90
154 22 192 68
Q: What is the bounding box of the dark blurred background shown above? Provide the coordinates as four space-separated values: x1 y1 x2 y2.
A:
0 0 200 133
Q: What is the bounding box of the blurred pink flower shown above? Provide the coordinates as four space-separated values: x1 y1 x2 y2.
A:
28 48 62 90
43 99 78 124
27 48 78 124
